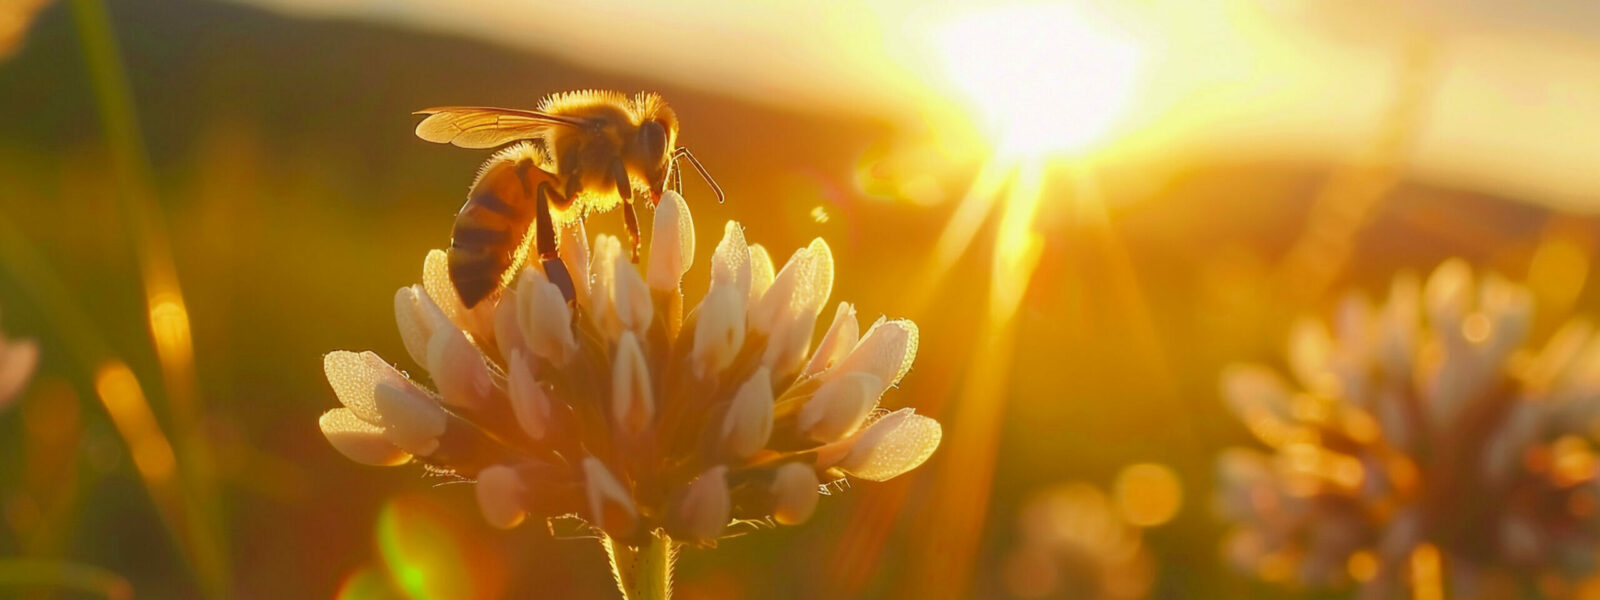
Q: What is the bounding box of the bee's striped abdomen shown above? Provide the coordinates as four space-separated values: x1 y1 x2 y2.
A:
448 144 559 308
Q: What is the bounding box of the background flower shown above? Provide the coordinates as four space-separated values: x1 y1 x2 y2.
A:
1218 259 1600 598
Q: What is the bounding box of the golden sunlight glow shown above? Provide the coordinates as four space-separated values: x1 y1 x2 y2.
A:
936 4 1141 156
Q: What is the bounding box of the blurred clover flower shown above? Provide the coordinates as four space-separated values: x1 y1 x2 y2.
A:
1218 259 1600 597
1002 483 1155 600
0 304 38 410
318 192 940 598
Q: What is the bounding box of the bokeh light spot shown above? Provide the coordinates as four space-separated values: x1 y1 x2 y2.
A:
1113 463 1182 527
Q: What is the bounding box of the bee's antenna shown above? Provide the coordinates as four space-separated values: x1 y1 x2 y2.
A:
673 147 724 204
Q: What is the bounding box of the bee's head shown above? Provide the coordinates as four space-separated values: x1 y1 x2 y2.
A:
630 93 679 202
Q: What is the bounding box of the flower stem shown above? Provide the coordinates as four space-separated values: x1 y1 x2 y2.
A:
604 532 676 600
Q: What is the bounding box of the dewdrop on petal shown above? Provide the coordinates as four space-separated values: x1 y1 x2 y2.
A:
317 192 940 586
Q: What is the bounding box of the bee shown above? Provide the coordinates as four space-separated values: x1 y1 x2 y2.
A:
415 91 722 308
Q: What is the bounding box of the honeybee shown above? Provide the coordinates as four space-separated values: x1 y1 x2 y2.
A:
416 91 721 307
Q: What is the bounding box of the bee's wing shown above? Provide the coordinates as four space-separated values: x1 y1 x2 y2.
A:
413 106 585 149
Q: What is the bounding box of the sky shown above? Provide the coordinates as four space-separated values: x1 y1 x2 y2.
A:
232 0 1600 208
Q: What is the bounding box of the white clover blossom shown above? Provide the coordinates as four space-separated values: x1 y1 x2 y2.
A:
1218 259 1600 596
1002 483 1155 600
319 192 941 547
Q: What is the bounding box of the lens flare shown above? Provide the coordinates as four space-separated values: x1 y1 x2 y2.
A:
375 495 506 600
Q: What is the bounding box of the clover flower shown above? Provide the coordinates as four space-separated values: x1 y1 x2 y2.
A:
318 192 940 597
1218 259 1600 597
1002 483 1155 600
0 303 37 410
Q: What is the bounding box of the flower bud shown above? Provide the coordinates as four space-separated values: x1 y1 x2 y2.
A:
798 372 881 442
770 462 820 526
612 331 654 436
673 466 730 542
721 367 774 458
583 457 637 535
646 191 695 292
516 267 577 365
476 464 528 529
507 350 551 440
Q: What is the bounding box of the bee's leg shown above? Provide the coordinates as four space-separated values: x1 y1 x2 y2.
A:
611 158 642 263
533 179 576 302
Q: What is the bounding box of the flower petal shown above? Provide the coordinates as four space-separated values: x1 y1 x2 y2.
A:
646 191 695 292
798 372 881 442
395 285 448 369
613 253 654 334
612 331 654 436
373 380 446 455
319 408 410 466
748 243 775 305
709 221 751 300
427 327 494 412
673 465 730 542
323 351 414 426
559 219 591 306
833 408 941 482
691 284 746 379
829 317 917 395
507 350 551 440
516 267 577 365
802 302 859 379
721 367 773 458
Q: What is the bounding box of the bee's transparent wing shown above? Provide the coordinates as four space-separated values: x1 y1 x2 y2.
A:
413 106 583 149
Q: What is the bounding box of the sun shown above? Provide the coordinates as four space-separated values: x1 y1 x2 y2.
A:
936 4 1142 157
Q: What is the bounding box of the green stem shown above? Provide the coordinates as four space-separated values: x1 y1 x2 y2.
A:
603 532 675 600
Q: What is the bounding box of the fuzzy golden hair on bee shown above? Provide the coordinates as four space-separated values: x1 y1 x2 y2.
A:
632 92 679 134
537 89 633 118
